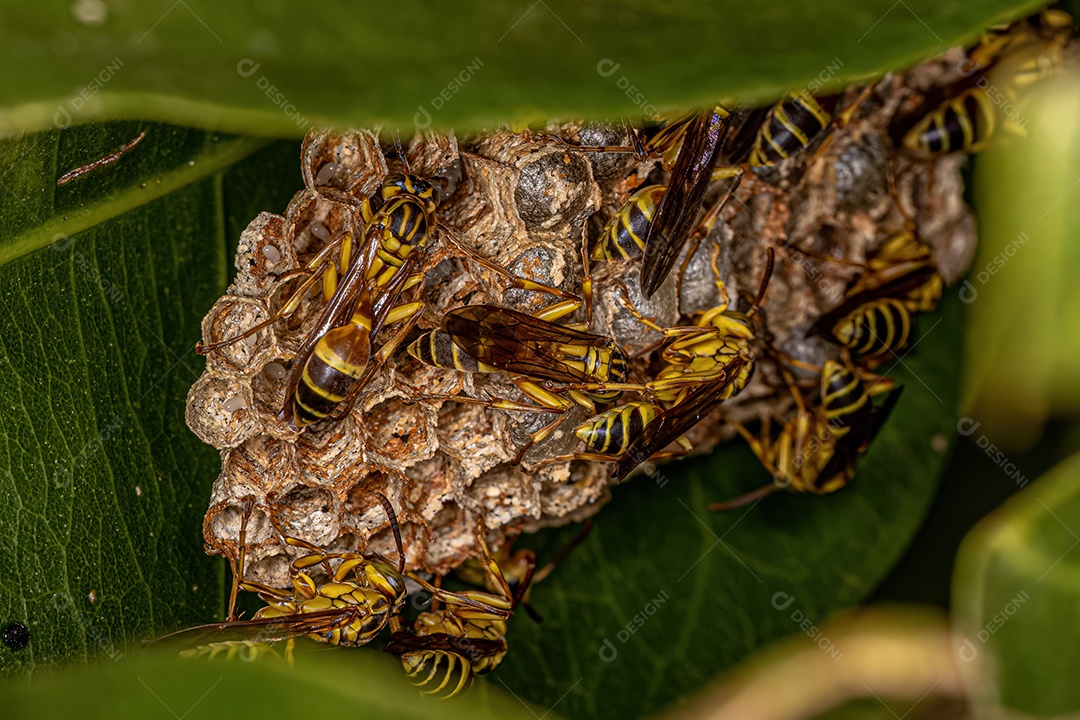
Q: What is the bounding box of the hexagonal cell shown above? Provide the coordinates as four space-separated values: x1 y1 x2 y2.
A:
498 244 582 314
249 358 291 418
271 485 341 550
199 296 278 375
293 413 366 490
300 128 387 203
283 188 366 259
515 146 599 231
222 433 299 497
577 121 637 188
202 498 275 562
360 395 439 468
591 264 678 354
231 213 291 298
186 374 262 450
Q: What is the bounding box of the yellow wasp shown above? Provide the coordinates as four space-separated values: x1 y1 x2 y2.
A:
711 361 902 510
159 492 409 653
407 302 631 464
383 521 534 698
532 247 775 480
547 108 740 297
806 181 942 363
899 8 1074 154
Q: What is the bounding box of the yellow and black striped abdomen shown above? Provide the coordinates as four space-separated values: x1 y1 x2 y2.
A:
407 330 495 373
819 360 868 431
593 185 666 261
750 91 832 166
574 403 660 454
832 298 912 359
903 88 996 154
294 324 371 426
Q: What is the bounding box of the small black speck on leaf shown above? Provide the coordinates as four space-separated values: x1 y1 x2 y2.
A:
2 622 29 650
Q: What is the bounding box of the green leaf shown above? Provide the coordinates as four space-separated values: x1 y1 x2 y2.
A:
953 451 1080 717
0 644 543 719
964 71 1080 449
0 0 1044 136
0 122 300 676
494 294 964 719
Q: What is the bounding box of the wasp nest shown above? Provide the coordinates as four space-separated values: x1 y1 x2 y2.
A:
188 61 975 586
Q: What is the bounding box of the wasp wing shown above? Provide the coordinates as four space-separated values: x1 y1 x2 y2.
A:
442 305 608 384
151 607 363 649
612 357 748 482
640 109 729 298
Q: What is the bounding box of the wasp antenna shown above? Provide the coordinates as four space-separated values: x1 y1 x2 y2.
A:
708 482 781 512
748 247 775 316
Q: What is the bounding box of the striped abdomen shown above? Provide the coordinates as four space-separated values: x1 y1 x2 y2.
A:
593 185 666 261
364 195 432 291
831 298 912 359
575 403 660 455
750 91 832 166
293 323 372 426
903 88 996 154
819 360 869 432
407 331 496 373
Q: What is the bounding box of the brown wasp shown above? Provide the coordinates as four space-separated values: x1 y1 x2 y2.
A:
544 108 740 298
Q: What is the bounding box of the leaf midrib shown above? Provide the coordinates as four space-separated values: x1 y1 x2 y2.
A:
0 135 272 266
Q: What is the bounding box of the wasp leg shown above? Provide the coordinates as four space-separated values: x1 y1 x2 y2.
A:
709 419 785 512
441 229 582 303
226 495 257 621
531 447 688 471
708 483 783 512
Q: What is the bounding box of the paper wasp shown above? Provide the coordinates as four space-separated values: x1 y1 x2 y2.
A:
747 90 835 167
582 89 870 295
197 160 579 430
383 521 531 698
896 8 1074 155
710 360 902 511
806 187 942 363
544 108 739 298
159 492 409 653
407 303 631 464
534 247 775 481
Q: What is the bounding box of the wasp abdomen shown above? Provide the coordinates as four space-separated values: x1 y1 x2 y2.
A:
294 325 371 426
833 298 912 359
593 185 666 261
750 91 832 166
